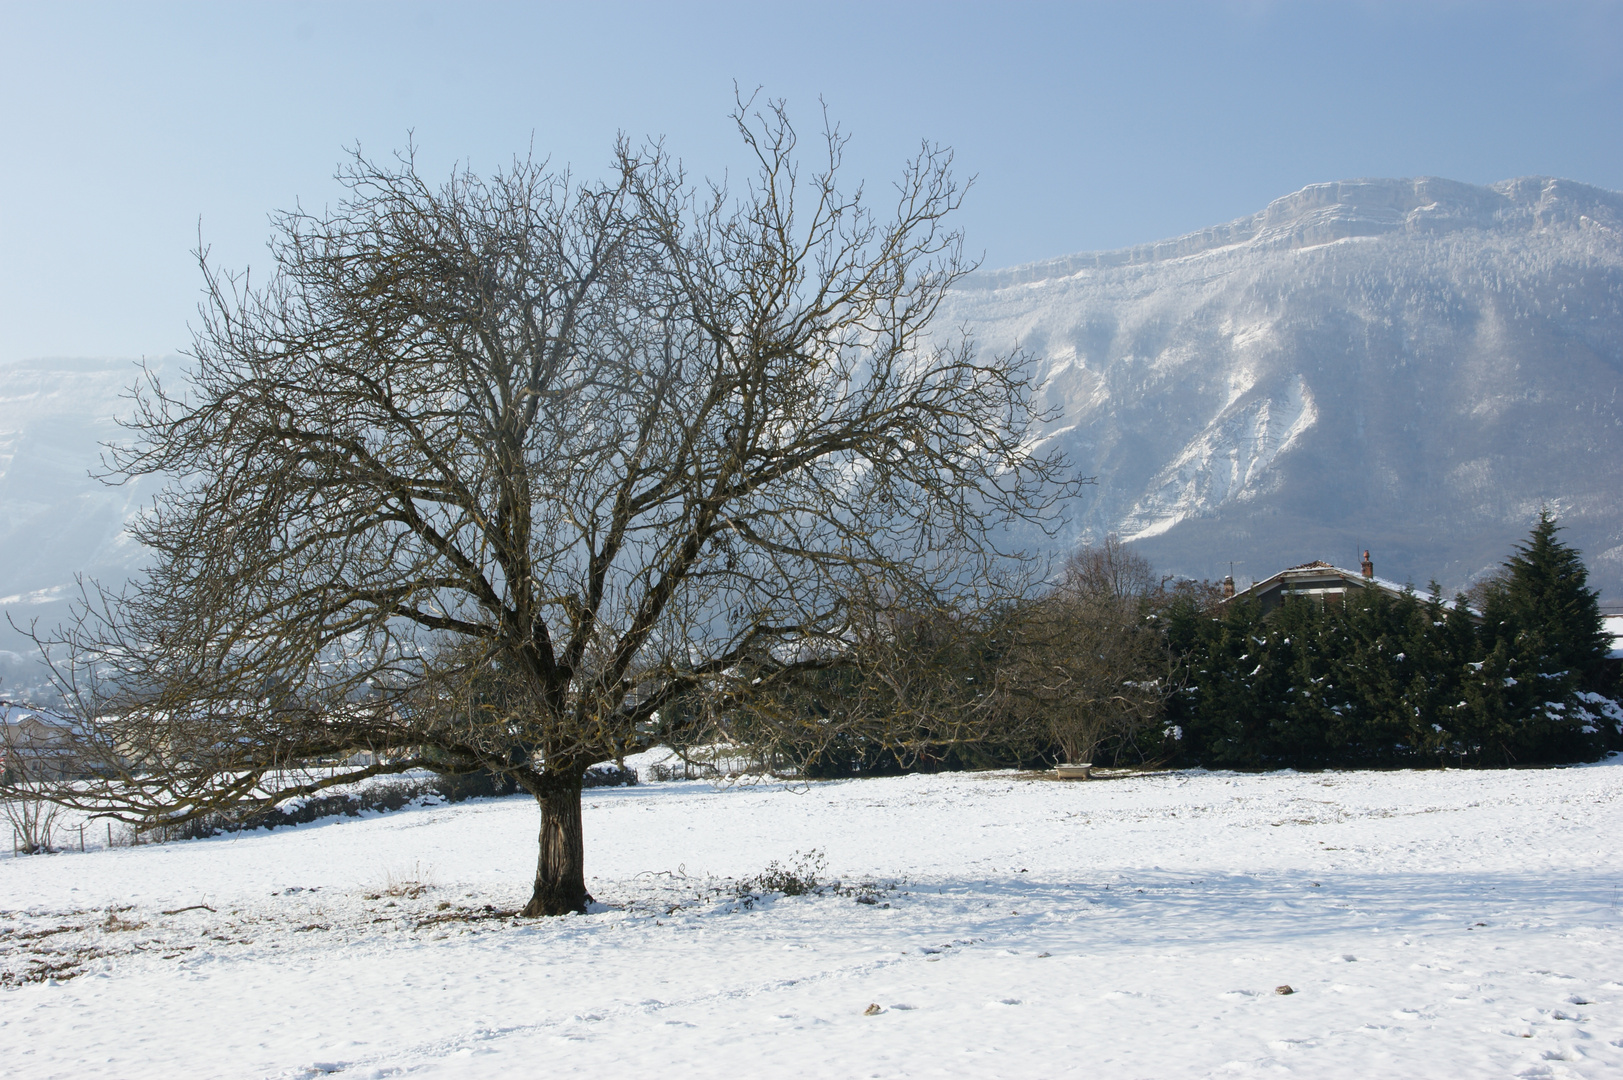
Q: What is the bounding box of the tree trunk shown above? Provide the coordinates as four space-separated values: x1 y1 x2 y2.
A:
522 770 592 916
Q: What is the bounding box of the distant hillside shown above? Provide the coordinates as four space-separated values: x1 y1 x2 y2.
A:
944 176 1623 597
4 176 1622 695
0 357 172 695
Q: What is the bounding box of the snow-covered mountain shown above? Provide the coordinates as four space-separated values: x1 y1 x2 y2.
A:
3 176 1622 693
0 358 171 694
944 175 1623 597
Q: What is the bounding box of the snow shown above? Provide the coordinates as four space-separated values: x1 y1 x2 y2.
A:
1604 615 1623 660
4 761 1623 1078
942 174 1623 597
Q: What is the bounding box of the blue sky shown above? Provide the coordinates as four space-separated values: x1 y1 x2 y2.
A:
3 0 1620 363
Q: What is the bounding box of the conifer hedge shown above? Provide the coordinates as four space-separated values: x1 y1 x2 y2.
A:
1167 512 1622 768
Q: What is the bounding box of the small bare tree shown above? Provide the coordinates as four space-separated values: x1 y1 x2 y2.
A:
719 596 1028 776
16 100 1071 914
998 538 1171 766
2 784 63 855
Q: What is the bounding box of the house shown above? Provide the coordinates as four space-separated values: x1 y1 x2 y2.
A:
1 708 83 782
1222 551 1471 616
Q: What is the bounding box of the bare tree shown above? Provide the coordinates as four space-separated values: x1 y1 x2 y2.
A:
997 538 1171 767
719 596 1027 777
18 101 1071 914
1061 534 1160 603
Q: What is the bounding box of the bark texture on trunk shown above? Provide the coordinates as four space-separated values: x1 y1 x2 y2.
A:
522 772 591 916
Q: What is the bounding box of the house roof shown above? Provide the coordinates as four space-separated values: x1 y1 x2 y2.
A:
1 701 81 735
1226 561 1473 613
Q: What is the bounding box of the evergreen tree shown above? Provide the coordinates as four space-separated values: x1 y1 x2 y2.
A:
1484 510 1610 692
1476 510 1615 761
1172 513 1618 769
1270 597 1345 767
1454 635 1521 765
1394 586 1468 761
1429 590 1490 764
1177 598 1284 769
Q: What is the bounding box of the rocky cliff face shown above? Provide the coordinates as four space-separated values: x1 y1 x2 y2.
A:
943 176 1623 597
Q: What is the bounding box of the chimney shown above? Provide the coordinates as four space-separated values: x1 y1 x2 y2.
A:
1222 573 1235 599
1361 550 1374 579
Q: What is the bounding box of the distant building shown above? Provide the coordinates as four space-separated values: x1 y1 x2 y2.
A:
1 709 82 782
1223 551 1472 617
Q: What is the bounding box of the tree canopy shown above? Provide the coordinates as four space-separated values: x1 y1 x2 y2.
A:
20 102 1072 914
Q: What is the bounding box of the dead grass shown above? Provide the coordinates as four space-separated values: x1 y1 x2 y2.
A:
412 904 520 928
382 861 434 899
101 910 146 933
1 956 89 986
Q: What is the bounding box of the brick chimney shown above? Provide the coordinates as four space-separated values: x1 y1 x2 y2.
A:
1222 573 1235 599
1361 550 1374 579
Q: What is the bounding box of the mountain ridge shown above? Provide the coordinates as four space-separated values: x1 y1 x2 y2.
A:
964 176 1623 288
940 175 1623 599
3 175 1622 693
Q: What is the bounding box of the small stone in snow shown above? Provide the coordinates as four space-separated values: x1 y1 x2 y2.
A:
864 1003 882 1016
1275 985 1295 995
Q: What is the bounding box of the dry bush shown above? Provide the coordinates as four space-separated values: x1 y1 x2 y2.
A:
3 789 63 855
383 861 435 899
744 850 827 897
996 538 1174 766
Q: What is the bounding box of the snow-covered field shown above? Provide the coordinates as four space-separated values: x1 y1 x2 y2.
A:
3 760 1621 1079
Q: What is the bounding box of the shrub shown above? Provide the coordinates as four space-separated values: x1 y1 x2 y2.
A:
743 850 826 897
582 763 638 788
